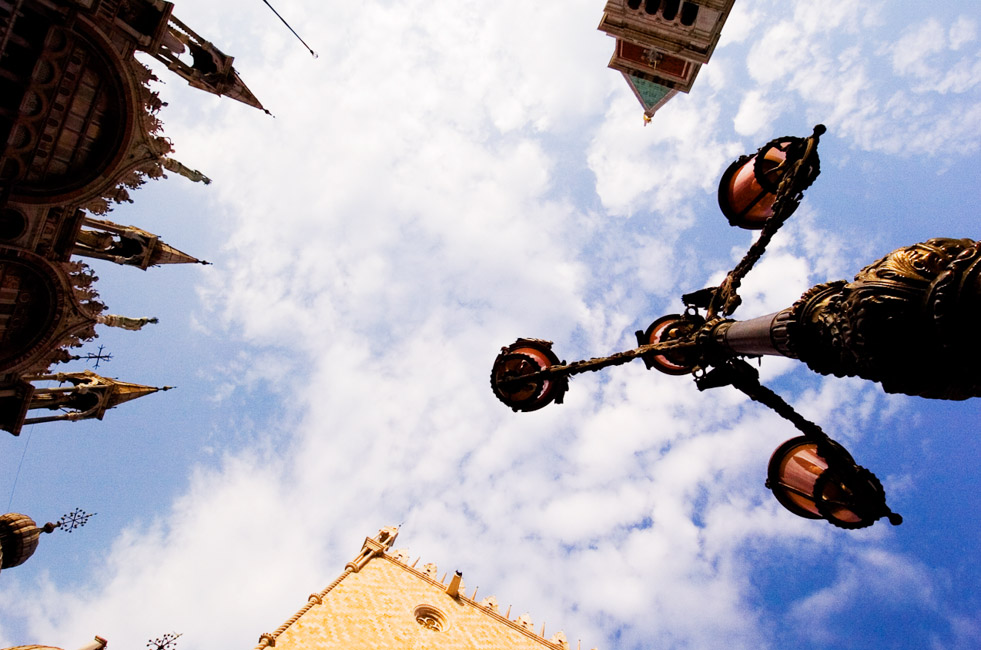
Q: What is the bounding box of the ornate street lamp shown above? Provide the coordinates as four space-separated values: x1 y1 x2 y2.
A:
718 133 809 229
490 339 568 412
491 125 979 529
767 436 902 530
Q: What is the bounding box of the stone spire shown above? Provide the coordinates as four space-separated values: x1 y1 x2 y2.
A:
74 218 210 270
148 11 269 114
22 371 173 426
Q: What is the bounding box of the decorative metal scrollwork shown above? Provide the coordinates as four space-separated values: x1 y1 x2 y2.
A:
785 238 981 400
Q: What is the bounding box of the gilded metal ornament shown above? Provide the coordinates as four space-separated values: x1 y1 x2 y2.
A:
783 238 981 400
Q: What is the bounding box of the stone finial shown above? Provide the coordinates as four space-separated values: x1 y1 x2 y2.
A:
480 596 499 613
347 526 399 573
376 526 398 549
446 571 464 598
78 636 109 650
421 562 438 579
550 631 570 649
515 613 534 631
390 548 410 563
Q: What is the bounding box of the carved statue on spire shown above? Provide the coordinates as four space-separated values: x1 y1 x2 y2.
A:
76 228 147 264
28 372 104 415
96 314 159 331
162 157 211 184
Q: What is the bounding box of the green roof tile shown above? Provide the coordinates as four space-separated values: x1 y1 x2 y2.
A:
628 74 672 109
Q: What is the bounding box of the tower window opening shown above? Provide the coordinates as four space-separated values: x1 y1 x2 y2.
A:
681 2 699 26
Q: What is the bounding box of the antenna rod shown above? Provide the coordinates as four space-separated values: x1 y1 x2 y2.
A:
261 1 319 58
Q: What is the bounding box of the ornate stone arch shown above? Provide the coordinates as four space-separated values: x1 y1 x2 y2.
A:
0 247 95 375
2 14 140 207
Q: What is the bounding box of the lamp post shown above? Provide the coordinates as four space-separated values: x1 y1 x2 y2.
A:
490 124 979 529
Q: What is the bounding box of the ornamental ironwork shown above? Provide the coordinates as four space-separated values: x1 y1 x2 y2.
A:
56 508 96 533
148 632 182 650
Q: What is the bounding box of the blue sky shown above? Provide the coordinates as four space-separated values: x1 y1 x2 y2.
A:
1 1 980 649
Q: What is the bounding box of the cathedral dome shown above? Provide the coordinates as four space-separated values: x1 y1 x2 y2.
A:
0 512 54 570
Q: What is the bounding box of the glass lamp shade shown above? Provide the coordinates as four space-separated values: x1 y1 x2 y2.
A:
490 339 568 412
766 437 901 529
718 139 792 230
636 314 702 375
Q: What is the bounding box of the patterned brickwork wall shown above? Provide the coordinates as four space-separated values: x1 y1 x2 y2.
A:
274 555 567 650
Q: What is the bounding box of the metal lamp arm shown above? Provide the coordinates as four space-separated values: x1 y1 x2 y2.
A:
696 357 828 441
494 337 699 388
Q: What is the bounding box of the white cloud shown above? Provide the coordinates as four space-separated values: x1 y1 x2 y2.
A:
891 18 981 94
714 0 761 49
744 3 981 157
733 90 785 136
892 19 948 78
787 549 939 645
3 2 979 650
949 16 978 50
587 94 741 218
